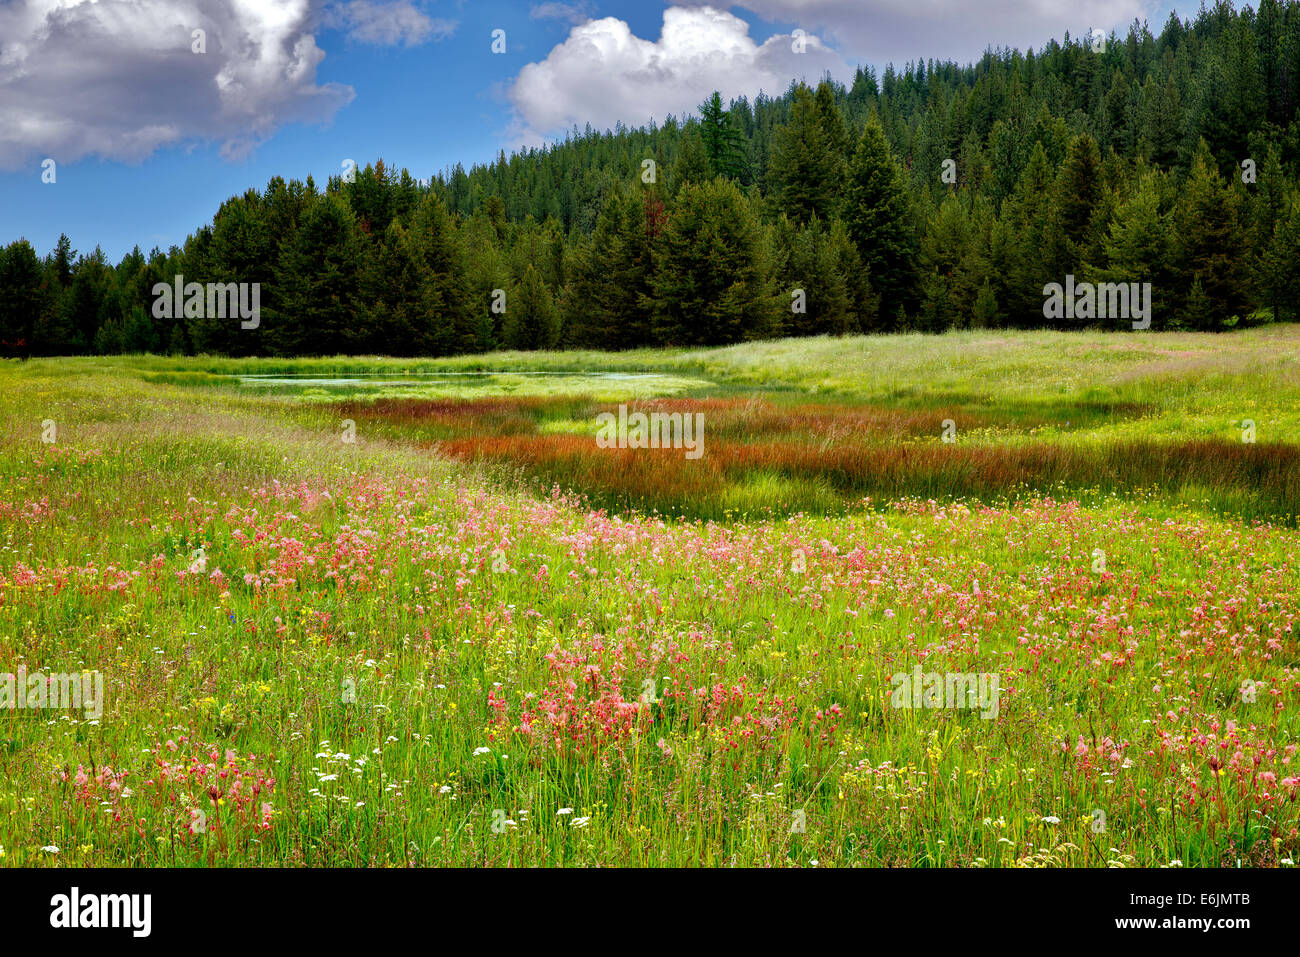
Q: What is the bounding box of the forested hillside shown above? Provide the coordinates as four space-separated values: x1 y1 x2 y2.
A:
5 0 1300 357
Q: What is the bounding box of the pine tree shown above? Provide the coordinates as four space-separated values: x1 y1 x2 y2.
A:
1101 69 1132 155
843 114 916 326
48 234 74 288
1003 142 1055 323
776 215 853 337
1138 72 1183 168
652 179 771 346
767 84 842 223
1097 173 1175 329
361 221 424 355
0 240 43 357
813 81 850 170
406 195 475 355
192 192 271 356
565 189 654 348
1259 188 1300 321
483 195 508 242
1183 272 1211 329
917 195 979 330
346 159 396 237
986 120 1020 208
1174 141 1251 329
1212 18 1266 167
1045 133 1105 297
120 305 157 354
501 264 559 350
670 130 711 197
972 278 1001 327
65 250 111 354
1258 0 1285 125
266 193 366 355
699 92 746 180
828 220 877 332
1247 144 1287 255
461 210 511 350
917 272 953 333
30 233 77 357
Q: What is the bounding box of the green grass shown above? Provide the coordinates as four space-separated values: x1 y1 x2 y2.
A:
0 328 1296 868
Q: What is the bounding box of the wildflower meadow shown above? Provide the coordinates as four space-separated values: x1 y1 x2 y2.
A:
1 328 1296 868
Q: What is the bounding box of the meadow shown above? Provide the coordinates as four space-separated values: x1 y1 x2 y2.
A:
0 327 1297 867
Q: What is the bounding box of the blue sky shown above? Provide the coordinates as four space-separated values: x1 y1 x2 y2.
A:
0 0 1188 262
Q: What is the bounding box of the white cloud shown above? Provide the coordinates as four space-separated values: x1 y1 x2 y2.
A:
323 0 457 47
718 0 1157 65
506 5 850 146
0 0 455 170
529 2 594 25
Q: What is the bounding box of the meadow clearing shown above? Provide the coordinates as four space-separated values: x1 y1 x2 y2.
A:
0 326 1298 867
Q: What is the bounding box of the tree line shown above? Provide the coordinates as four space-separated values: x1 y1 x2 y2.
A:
5 0 1300 357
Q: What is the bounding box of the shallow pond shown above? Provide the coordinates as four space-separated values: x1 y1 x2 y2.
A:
227 371 710 400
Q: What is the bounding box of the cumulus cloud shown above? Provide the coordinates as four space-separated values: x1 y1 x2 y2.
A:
506 5 849 146
717 0 1156 65
0 0 454 170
